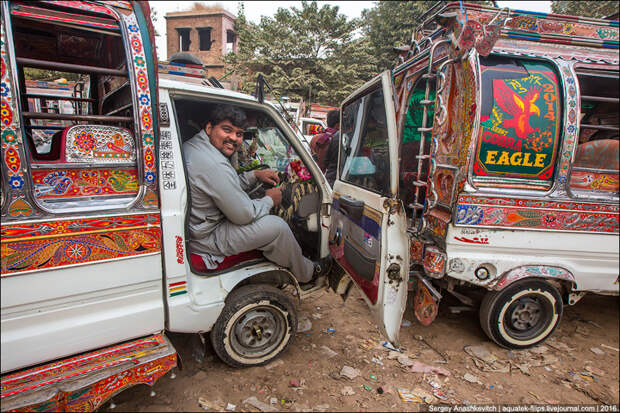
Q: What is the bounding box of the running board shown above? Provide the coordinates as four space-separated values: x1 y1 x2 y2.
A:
1 333 177 412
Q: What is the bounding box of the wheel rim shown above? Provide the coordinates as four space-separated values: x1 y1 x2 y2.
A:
502 294 553 341
230 305 287 359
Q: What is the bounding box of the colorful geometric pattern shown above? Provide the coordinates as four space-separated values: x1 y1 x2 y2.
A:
1 26 33 218
168 280 187 297
65 125 136 163
0 334 176 412
32 168 139 199
463 5 619 47
456 195 619 233
1 214 161 275
122 12 158 207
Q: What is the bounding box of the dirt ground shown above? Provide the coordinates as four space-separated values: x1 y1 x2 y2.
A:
101 287 619 412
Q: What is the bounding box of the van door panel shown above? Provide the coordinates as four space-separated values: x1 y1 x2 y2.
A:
330 71 409 344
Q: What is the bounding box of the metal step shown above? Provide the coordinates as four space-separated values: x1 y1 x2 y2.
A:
416 154 430 160
417 127 433 132
420 100 434 105
413 180 427 187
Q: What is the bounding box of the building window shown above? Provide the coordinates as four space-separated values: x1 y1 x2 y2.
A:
198 28 212 51
177 28 191 52
226 30 235 53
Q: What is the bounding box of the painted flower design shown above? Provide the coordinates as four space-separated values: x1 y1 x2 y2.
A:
134 56 145 67
144 148 155 168
9 176 24 189
567 124 575 134
131 35 142 53
541 213 561 229
143 133 153 145
128 24 139 32
2 128 16 144
137 69 148 91
141 109 152 130
1 99 12 126
64 242 91 262
1 82 8 97
138 93 150 105
74 132 96 152
145 171 156 183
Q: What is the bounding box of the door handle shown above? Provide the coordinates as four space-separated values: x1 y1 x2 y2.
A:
339 196 364 221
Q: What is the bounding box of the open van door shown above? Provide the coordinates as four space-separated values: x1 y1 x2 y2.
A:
328 71 409 345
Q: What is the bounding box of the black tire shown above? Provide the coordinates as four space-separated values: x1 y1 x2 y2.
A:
210 284 297 367
479 279 562 349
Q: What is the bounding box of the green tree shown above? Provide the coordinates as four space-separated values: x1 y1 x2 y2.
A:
360 1 429 73
551 1 618 18
360 1 492 73
225 1 374 105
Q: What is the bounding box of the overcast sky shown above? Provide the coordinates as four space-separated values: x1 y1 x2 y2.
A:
151 1 552 60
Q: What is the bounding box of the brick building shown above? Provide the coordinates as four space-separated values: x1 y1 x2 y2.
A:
164 8 236 81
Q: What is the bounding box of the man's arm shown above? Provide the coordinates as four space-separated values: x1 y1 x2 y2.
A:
194 164 273 226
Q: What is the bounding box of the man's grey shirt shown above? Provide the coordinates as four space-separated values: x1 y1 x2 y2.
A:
183 129 273 255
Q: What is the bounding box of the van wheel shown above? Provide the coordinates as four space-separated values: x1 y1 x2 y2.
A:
479 279 562 349
210 284 297 367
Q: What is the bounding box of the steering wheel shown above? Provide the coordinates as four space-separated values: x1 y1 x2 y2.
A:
244 164 276 199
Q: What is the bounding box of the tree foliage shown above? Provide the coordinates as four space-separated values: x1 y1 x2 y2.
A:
551 1 618 18
226 0 493 105
225 1 375 105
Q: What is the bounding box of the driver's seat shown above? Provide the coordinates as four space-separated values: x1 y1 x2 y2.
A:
189 251 264 273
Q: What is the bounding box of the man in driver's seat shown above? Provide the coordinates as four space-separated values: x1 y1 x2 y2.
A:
183 105 328 286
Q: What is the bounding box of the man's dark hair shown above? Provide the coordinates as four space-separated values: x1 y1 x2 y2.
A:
326 109 340 128
207 105 248 129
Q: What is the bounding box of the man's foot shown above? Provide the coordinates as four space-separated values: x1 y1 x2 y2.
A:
299 257 332 290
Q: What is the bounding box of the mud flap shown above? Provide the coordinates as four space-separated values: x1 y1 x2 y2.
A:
413 281 439 326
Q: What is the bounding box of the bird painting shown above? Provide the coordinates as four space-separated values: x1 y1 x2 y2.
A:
493 81 541 141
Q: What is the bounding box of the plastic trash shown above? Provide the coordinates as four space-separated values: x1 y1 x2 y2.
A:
590 347 605 355
225 403 236 411
410 361 451 376
396 388 422 403
363 384 372 391
243 396 278 412
463 373 482 385
320 345 338 359
340 365 360 380
327 327 336 335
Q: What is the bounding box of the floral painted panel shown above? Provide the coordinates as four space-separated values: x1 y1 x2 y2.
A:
1 214 161 275
65 125 136 163
32 168 139 199
456 195 619 233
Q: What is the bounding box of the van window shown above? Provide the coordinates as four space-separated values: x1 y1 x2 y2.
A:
569 68 619 197
340 85 391 195
473 56 562 189
6 1 141 212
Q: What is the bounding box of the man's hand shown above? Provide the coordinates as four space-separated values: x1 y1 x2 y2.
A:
265 187 282 206
254 168 280 187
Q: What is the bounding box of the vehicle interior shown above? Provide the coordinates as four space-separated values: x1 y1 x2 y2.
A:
5 1 140 211
570 66 619 197
172 97 323 274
